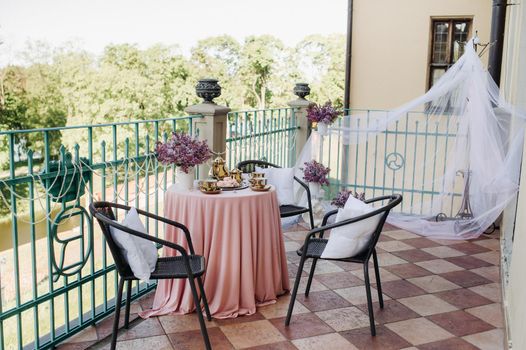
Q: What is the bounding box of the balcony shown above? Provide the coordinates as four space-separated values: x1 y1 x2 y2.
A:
0 88 506 349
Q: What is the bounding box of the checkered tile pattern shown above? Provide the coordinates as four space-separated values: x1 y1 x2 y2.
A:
58 224 504 350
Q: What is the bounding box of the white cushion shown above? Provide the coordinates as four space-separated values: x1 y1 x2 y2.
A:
321 196 382 259
110 207 158 281
256 166 295 205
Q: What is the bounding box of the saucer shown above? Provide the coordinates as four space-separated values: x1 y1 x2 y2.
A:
200 188 221 195
220 183 249 191
250 185 271 192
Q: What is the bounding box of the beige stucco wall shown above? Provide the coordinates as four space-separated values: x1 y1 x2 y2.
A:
500 0 526 348
350 0 492 109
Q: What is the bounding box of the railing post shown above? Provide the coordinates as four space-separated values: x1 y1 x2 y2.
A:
185 78 231 176
288 83 313 162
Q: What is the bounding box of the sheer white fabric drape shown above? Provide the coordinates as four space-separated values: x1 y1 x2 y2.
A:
296 39 526 239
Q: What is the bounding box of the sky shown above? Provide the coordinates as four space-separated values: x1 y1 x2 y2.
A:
0 0 347 65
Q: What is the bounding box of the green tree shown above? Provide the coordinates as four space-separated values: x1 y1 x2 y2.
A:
140 44 197 116
0 61 67 167
0 66 30 166
59 44 197 155
294 34 345 107
238 35 287 109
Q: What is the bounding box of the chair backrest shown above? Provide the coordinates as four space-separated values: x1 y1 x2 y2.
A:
89 201 135 278
236 160 280 173
361 194 403 259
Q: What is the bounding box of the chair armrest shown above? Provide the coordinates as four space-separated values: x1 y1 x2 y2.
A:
322 209 338 226
293 176 313 211
317 209 339 238
98 215 190 258
364 195 397 205
133 207 197 255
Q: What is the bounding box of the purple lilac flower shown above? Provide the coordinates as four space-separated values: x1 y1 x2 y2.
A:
155 132 212 173
331 190 366 208
306 101 342 124
302 160 330 186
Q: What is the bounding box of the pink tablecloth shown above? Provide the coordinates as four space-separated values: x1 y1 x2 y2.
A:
140 185 290 319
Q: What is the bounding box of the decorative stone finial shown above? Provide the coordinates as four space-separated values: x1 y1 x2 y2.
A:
196 78 221 103
293 83 310 100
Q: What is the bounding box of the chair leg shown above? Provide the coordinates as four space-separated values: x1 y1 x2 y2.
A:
111 278 125 350
305 258 318 297
124 280 132 329
308 209 315 229
372 250 384 308
363 264 376 336
197 276 212 321
188 277 212 350
285 255 307 326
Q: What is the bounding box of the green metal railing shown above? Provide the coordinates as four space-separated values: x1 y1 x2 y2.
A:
0 115 201 349
226 108 298 168
323 109 462 216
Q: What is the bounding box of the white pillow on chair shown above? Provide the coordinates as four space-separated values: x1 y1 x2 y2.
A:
321 196 382 259
255 166 295 205
109 207 158 281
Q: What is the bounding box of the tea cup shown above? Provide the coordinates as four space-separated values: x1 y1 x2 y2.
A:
249 172 265 185
251 177 268 189
199 179 218 192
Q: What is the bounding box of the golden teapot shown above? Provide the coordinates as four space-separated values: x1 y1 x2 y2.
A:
209 156 229 180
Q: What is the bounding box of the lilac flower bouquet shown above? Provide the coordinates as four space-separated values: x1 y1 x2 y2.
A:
331 190 366 208
302 160 330 186
306 101 342 125
155 132 212 173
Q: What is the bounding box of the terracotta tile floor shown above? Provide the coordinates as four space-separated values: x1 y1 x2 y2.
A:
58 224 505 350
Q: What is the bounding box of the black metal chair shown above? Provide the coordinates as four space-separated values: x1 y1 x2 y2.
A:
236 160 315 229
89 201 212 350
285 194 403 336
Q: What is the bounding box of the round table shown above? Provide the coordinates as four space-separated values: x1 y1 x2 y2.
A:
140 185 290 319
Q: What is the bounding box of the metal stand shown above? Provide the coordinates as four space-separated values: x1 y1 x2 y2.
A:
454 170 474 220
436 170 473 222
435 170 496 234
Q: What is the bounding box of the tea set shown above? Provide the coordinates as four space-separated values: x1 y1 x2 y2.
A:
198 156 270 194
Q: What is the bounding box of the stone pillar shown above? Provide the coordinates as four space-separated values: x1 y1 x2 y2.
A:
288 83 313 162
185 78 231 177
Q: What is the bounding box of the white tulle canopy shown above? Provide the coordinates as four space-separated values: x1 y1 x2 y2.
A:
297 38 526 239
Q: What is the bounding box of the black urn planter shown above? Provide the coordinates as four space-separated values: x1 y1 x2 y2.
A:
293 83 311 99
196 79 222 103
